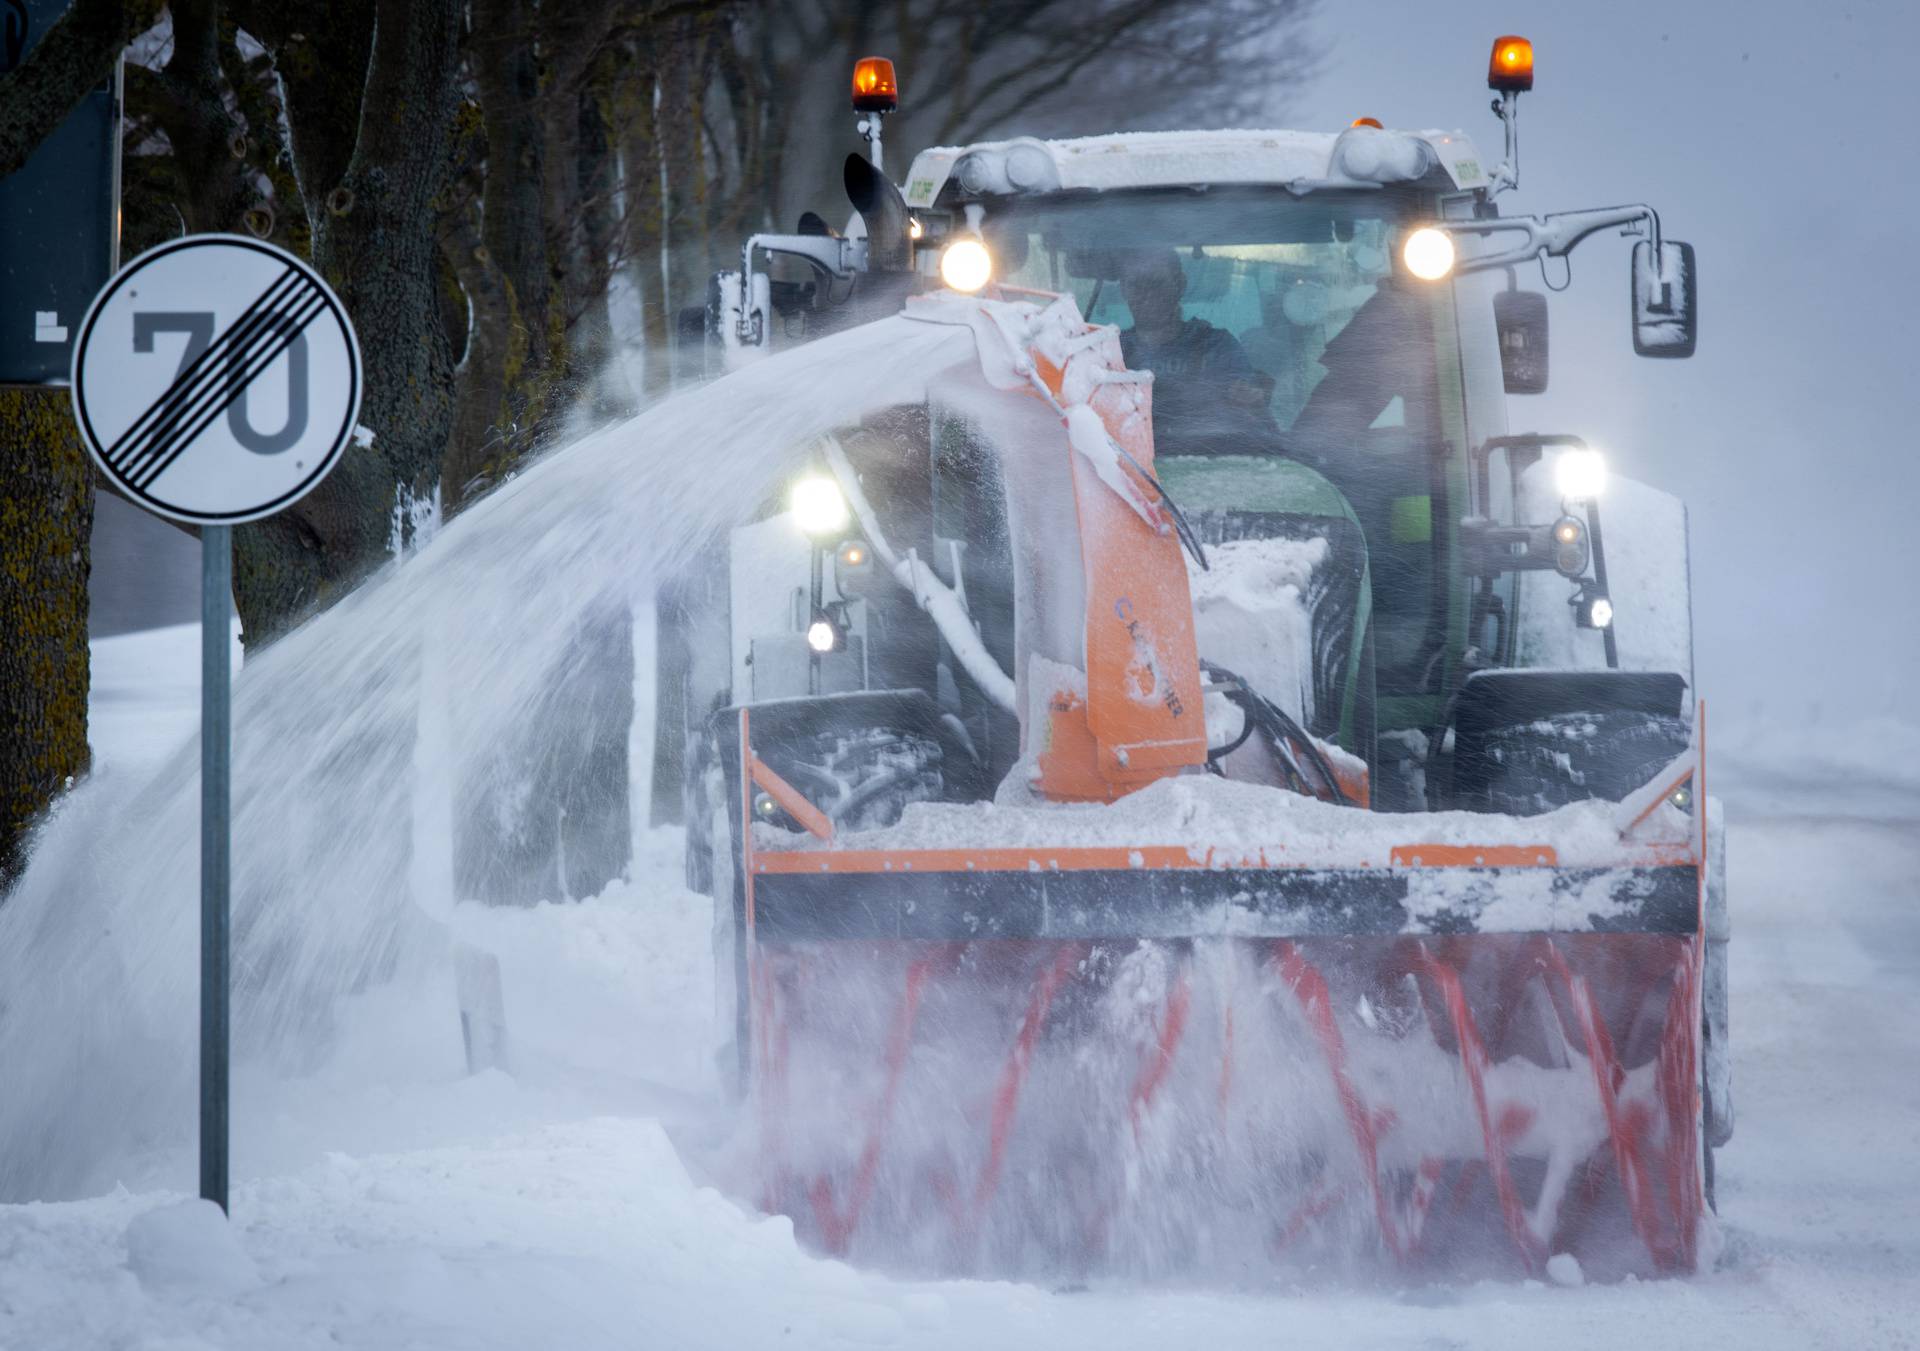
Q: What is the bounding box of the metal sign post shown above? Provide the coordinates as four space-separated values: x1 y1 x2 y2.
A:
69 234 362 1214
199 522 231 1209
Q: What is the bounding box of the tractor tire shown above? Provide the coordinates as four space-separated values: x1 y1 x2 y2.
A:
1481 709 1690 817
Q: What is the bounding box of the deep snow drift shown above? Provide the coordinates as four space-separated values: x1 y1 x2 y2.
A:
4 302 1918 1344
2 621 1915 1347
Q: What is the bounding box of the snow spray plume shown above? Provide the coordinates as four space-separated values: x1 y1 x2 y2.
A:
0 315 976 1203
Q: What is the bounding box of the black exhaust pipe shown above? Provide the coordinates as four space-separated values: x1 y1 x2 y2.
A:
844 153 912 273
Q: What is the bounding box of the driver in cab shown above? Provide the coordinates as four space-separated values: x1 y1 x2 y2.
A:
1117 248 1279 455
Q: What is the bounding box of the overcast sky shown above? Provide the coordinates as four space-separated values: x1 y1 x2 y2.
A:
1292 0 1919 726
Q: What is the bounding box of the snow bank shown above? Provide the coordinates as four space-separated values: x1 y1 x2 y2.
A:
125 1198 259 1295
5 604 1918 1345
10 806 1920 1349
1712 708 1920 820
86 618 244 776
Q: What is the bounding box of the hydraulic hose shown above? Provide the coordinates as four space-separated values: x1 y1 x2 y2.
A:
1201 659 1352 806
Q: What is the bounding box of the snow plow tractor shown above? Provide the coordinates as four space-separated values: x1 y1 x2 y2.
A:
668 38 1729 1283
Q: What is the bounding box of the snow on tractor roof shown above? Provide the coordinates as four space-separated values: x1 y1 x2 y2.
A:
901 127 1490 208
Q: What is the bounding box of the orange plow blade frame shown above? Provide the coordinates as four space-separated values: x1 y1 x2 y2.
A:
730 699 1713 1280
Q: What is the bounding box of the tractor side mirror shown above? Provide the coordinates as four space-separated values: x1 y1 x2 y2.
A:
1631 239 1698 358
1494 289 1549 394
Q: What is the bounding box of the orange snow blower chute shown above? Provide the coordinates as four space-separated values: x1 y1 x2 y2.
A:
1022 343 1207 801
719 293 1711 1285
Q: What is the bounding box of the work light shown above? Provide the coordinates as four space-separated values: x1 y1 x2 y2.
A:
1555 449 1607 503
1402 227 1455 281
940 238 992 293
791 476 849 537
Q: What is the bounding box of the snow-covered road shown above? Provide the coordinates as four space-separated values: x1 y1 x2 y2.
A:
3 632 1916 1349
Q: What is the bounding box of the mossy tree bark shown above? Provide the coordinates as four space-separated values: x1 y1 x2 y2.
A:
226 0 462 646
0 390 93 892
438 0 554 508
436 2 642 903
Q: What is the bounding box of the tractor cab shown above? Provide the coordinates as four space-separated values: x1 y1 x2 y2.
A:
952 180 1462 787
695 39 1701 815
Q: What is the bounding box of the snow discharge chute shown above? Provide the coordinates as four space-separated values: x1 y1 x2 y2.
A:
720 293 1712 1284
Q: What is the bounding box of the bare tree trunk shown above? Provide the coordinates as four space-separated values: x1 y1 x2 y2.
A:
0 390 93 893
231 0 463 645
131 0 257 234
655 13 716 373
442 9 637 907
619 54 674 399
441 0 552 510
573 56 635 423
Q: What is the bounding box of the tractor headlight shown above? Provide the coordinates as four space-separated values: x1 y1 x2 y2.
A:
833 538 875 593
791 476 849 538
1555 449 1607 503
1551 514 1590 577
1402 227 1455 281
939 238 992 293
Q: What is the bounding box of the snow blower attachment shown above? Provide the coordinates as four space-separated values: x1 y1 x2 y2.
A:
715 294 1713 1283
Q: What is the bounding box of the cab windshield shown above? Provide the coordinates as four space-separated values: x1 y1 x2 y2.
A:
983 189 1462 694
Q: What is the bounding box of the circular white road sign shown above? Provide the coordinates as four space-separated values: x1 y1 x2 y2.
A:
70 234 361 525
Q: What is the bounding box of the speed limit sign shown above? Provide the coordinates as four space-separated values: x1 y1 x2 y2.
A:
65 233 364 1216
69 234 361 525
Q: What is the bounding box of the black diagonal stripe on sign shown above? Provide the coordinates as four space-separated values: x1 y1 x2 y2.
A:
121 282 330 487
106 267 312 476
105 267 316 474
106 267 311 475
130 290 331 492
129 291 330 492
111 270 322 479
124 287 330 490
